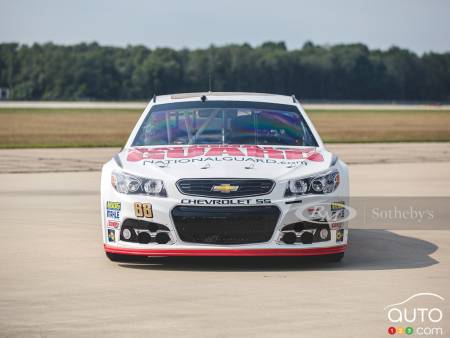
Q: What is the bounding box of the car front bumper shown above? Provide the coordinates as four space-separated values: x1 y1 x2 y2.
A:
101 189 349 256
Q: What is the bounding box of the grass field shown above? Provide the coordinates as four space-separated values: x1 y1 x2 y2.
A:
1 108 450 148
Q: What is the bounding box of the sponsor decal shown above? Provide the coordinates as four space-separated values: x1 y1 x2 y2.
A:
336 229 344 242
331 209 345 219
181 198 271 205
107 220 120 229
331 201 346 220
127 145 324 166
143 157 309 167
108 229 116 242
331 201 345 211
331 222 342 230
211 184 239 194
107 201 121 209
385 293 445 336
134 202 153 218
106 201 121 220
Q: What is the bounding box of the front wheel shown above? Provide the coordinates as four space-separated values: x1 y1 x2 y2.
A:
106 252 148 263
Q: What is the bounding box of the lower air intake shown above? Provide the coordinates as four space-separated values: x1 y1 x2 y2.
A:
171 205 280 245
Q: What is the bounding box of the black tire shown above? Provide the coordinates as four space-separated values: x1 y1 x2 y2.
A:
322 252 344 263
106 252 148 263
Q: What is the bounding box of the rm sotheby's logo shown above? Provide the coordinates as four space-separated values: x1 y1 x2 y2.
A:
295 201 356 224
384 293 445 336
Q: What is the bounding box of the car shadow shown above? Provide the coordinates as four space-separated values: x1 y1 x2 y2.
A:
117 229 439 272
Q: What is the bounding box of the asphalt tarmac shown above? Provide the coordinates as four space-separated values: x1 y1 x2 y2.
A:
0 147 449 337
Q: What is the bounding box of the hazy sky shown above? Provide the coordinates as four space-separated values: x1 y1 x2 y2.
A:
1 0 449 54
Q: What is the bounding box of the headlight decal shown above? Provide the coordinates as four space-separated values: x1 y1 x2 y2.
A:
285 169 340 196
111 170 167 197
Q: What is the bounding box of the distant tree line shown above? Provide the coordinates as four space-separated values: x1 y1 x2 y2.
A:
0 41 449 101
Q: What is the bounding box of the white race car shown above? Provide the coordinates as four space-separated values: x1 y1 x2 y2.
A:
101 92 349 262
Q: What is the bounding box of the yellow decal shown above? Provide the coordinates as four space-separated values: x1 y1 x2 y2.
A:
106 201 121 210
134 202 153 218
331 201 345 211
211 184 239 193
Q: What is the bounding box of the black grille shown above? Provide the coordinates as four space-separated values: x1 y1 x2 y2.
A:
172 205 280 244
176 179 274 198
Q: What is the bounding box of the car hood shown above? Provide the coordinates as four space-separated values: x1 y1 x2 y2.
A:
117 145 333 181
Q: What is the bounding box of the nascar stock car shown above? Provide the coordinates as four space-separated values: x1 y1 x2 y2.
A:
101 92 349 262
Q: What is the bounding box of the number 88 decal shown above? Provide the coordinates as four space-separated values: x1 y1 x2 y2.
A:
134 202 153 218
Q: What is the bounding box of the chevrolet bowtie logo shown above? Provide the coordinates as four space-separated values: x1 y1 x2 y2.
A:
211 184 239 193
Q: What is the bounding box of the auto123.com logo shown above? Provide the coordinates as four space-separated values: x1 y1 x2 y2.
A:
385 293 445 336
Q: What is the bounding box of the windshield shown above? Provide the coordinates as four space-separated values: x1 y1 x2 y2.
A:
132 101 318 147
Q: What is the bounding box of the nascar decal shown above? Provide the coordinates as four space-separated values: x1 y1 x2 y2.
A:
127 145 324 164
106 201 121 219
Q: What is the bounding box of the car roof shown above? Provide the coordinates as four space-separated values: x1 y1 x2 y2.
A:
153 92 297 105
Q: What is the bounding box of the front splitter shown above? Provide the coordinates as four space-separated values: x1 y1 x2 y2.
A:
104 244 347 257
